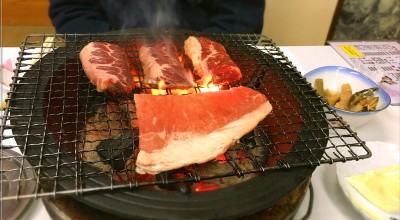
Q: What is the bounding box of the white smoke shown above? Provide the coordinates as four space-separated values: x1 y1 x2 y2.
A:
150 0 179 28
117 0 180 30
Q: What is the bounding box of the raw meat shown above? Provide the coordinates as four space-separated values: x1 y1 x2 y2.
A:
184 36 242 86
138 41 194 89
80 42 133 94
134 86 272 174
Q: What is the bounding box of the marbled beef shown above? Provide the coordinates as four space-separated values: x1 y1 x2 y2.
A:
138 41 194 89
134 86 272 174
184 36 242 86
80 42 133 94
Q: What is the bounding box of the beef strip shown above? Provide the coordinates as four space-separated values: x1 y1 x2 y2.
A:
80 42 133 94
138 41 194 89
184 36 242 86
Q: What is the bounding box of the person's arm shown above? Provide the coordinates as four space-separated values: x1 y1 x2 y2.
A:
49 0 110 34
201 0 265 34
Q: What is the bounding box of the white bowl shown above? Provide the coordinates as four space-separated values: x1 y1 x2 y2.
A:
304 66 391 128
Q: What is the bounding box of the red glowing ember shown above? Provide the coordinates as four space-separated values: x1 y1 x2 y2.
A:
195 181 220 192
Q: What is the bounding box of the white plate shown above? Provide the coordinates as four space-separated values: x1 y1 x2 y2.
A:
1 150 36 219
336 141 400 220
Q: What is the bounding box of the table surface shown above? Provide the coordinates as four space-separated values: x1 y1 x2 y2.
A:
1 46 399 220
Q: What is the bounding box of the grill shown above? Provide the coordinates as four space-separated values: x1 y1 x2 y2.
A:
1 29 370 205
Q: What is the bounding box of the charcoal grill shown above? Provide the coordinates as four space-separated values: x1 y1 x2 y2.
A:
1 29 371 219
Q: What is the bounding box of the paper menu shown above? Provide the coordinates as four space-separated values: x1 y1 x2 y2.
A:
329 41 400 105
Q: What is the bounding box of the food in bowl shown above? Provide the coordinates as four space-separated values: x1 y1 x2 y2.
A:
348 87 379 112
304 66 391 128
312 78 380 112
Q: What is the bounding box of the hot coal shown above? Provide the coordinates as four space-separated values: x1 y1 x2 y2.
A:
97 129 137 171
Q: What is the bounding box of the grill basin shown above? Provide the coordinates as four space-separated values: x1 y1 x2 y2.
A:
1 30 371 211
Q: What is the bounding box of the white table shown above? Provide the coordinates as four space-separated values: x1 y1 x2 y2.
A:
1 46 399 220
283 46 400 220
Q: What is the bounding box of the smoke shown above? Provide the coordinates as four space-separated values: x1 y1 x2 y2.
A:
149 0 179 28
118 0 180 30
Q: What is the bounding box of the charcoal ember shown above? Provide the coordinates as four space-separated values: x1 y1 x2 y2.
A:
78 101 138 174
97 129 137 171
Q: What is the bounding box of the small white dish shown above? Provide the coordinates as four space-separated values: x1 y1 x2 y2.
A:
336 141 400 220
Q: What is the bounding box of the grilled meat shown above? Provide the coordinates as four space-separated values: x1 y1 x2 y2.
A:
80 42 133 94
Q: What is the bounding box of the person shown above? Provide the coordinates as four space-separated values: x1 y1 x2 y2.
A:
48 0 265 34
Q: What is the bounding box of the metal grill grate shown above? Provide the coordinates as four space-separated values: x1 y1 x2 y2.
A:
1 29 370 200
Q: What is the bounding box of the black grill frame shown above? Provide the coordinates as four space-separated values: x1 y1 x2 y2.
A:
1 29 370 201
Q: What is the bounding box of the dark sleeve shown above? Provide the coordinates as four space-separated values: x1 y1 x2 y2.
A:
49 0 110 34
201 0 265 34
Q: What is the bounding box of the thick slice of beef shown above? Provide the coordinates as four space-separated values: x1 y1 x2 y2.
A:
134 86 272 175
184 36 242 86
80 42 133 94
138 41 194 89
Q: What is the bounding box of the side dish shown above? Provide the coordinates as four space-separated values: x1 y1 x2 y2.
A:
314 78 379 112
